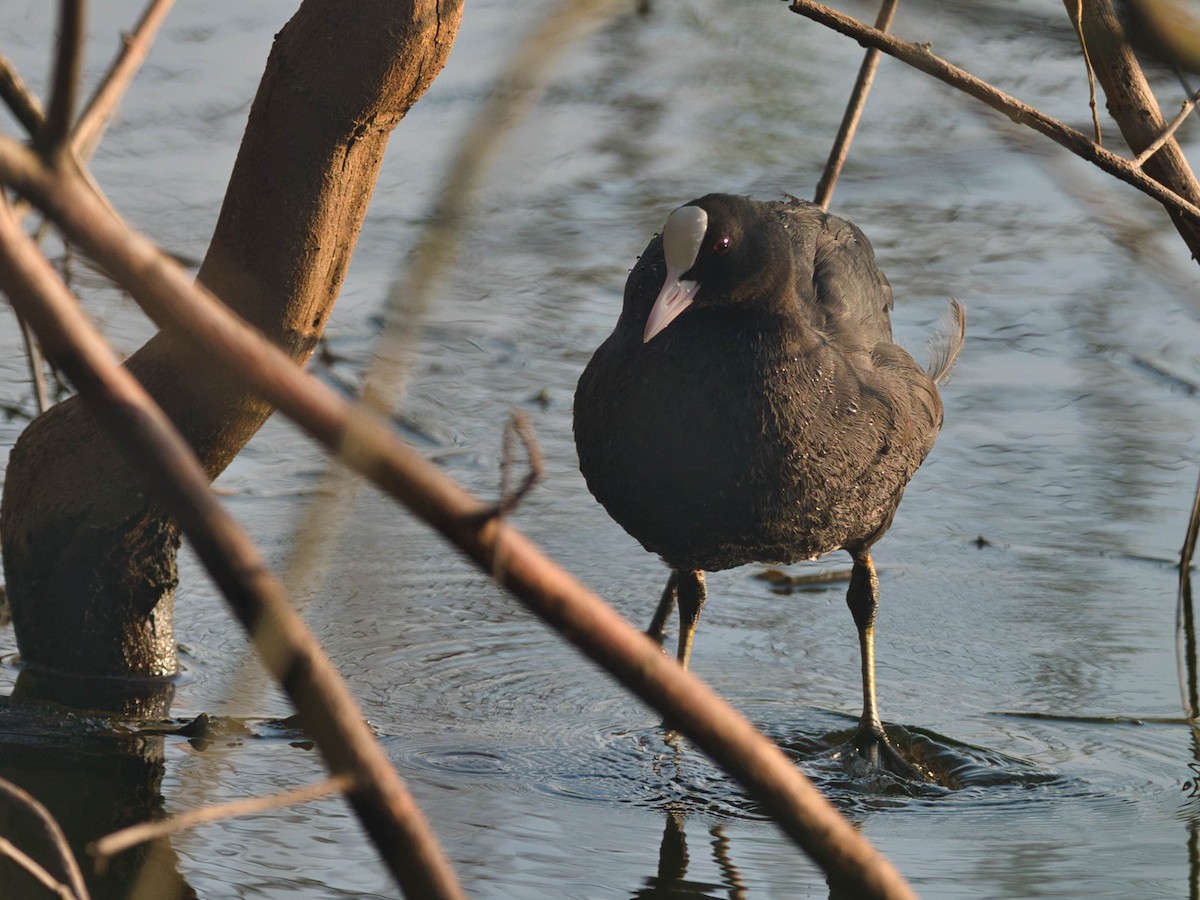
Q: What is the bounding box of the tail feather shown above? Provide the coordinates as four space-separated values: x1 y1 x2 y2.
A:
925 299 965 385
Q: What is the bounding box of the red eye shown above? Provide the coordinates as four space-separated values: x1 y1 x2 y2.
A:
711 236 731 255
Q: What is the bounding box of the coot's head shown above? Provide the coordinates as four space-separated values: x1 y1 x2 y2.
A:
643 193 793 343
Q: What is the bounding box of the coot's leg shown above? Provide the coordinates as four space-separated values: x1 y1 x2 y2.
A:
845 550 926 779
846 551 884 747
646 570 679 644
675 569 707 669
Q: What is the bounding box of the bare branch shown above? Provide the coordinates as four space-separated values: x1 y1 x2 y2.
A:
0 140 916 900
0 838 78 900
1070 0 1200 260
0 190 465 900
0 55 46 138
814 0 898 209
74 0 175 160
0 1 169 419
17 312 50 414
1184 473 1200 572
494 412 543 518
1067 0 1103 143
1135 92 1200 168
788 0 1200 224
44 0 87 154
90 775 354 871
0 776 89 900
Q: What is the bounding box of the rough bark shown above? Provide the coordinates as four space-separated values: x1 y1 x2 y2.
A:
1075 0 1200 256
0 0 463 694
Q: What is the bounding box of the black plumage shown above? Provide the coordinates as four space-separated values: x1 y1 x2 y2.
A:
573 193 964 772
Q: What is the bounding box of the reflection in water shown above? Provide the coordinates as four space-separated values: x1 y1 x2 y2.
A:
1180 566 1199 721
1192 821 1200 900
1182 566 1200 900
11 667 176 720
632 806 746 900
0 700 193 900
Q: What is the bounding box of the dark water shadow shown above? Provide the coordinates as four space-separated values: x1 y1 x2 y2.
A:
0 697 312 900
779 718 1061 803
0 696 194 900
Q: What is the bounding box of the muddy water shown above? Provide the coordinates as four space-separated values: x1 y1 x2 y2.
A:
4 0 1200 897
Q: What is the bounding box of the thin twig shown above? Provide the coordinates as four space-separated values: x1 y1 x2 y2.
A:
1177 567 1198 722
44 0 87 154
90 774 354 870
494 412 543 518
0 54 46 138
0 140 916 900
0 838 78 900
17 312 50 413
787 0 1200 224
813 0 898 209
74 0 175 161
1135 92 1200 168
0 776 90 900
0 2 165 416
1068 0 1103 143
0 192 465 900
1183 470 1200 571
1068 0 1200 570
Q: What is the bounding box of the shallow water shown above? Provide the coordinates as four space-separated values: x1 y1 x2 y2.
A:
4 0 1200 896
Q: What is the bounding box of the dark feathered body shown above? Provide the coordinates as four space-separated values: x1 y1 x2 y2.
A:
574 196 945 573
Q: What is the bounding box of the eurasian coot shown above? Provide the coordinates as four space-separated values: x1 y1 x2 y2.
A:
574 193 964 774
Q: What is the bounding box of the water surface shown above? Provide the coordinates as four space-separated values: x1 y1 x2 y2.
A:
3 1 1200 897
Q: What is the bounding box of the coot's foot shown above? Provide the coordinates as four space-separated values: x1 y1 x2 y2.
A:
834 724 936 783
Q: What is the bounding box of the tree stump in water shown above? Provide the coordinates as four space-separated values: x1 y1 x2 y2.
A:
0 0 463 711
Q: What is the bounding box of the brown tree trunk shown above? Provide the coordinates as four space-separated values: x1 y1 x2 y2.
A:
0 0 463 703
1073 0 1200 256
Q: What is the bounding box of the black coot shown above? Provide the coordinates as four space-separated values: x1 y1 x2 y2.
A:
574 193 964 774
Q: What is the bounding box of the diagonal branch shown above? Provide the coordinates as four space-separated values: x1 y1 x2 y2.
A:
0 188 465 900
0 776 89 900
74 0 175 161
0 55 45 139
813 0 898 209
1070 0 1200 257
0 838 78 900
1135 92 1200 169
90 775 354 870
788 0 1200 225
0 137 917 900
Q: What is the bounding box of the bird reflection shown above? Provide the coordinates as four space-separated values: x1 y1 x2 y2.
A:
631 806 746 900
